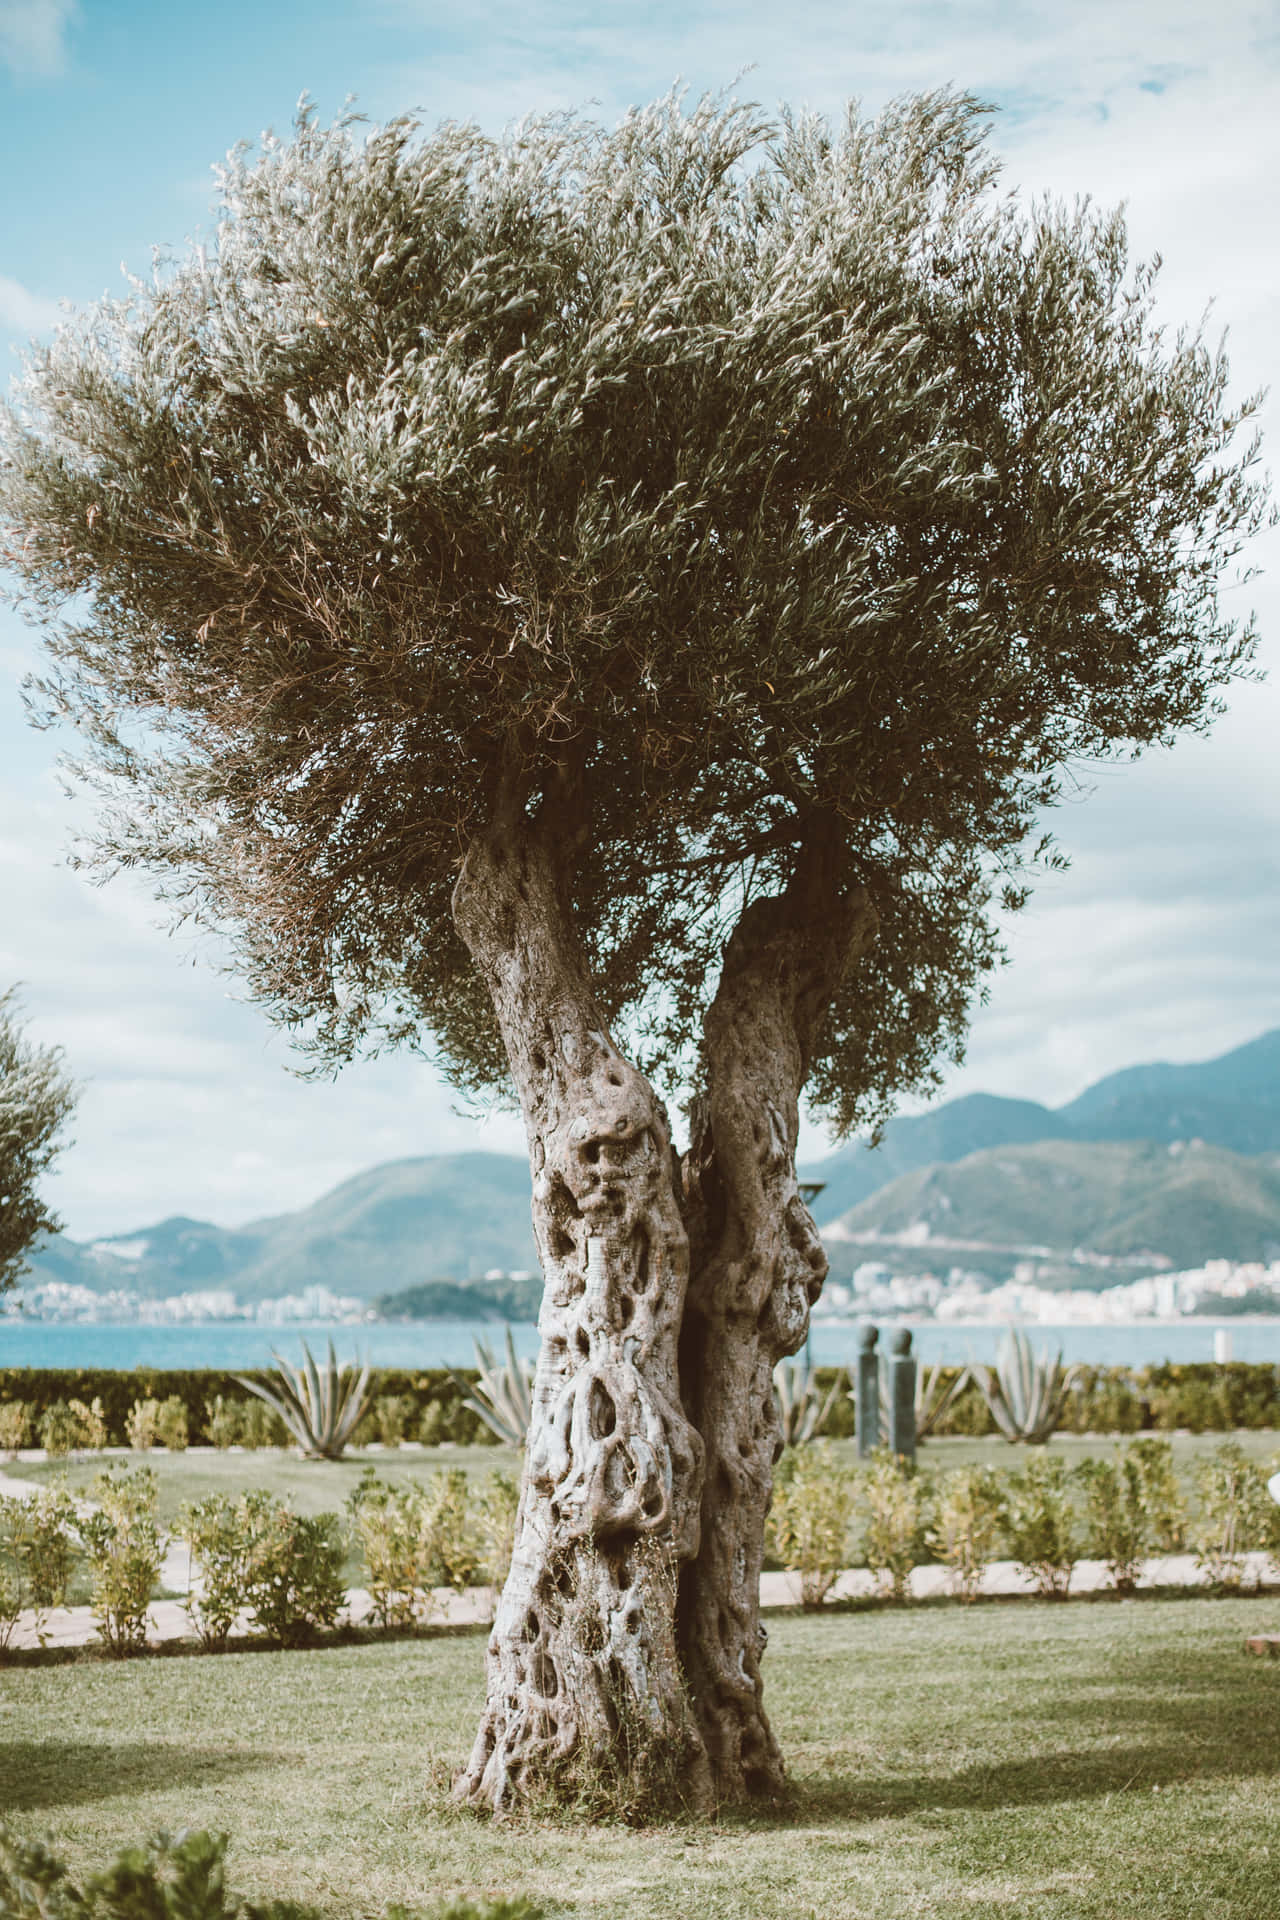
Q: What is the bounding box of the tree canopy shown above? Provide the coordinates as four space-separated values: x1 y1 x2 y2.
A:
0 990 76 1293
0 89 1266 1132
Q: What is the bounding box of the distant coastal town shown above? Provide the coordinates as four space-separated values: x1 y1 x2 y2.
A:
9 1255 1280 1328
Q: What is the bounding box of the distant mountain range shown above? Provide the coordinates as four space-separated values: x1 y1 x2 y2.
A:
19 1028 1280 1306
27 1154 538 1306
824 1139 1280 1272
796 1028 1280 1221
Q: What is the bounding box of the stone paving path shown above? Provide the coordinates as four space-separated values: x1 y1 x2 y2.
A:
3 1465 1273 1654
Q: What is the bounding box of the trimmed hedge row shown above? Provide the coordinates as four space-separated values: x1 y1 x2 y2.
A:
0 1367 495 1447
2 1359 1278 1448
806 1361 1280 1437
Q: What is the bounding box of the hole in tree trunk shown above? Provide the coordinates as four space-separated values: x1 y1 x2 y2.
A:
617 1293 634 1328
524 1609 540 1643
632 1226 650 1292
531 1045 547 1071
580 1610 605 1654
576 1326 590 1358
677 1304 707 1429
589 1379 617 1438
533 1651 558 1697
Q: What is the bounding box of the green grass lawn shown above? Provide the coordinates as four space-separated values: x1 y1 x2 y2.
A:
9 1429 1277 1521
5 1442 514 1524
2 1595 1278 1917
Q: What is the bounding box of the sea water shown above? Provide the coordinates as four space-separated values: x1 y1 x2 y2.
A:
3 1317 1280 1371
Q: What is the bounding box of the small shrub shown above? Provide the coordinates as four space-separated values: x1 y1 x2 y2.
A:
1127 1435 1187 1552
859 1450 928 1602
1002 1453 1078 1598
205 1393 245 1448
155 1394 190 1451
38 1399 82 1456
421 1469 483 1590
416 1399 448 1446
474 1469 521 1595
383 1393 417 1446
1 1484 78 1650
767 1441 856 1607
80 1462 164 1656
926 1464 1004 1602
1191 1438 1273 1590
239 1397 287 1449
0 1401 30 1454
242 1502 346 1645
1077 1452 1149 1592
348 1471 445 1627
34 1396 105 1454
126 1396 161 1450
75 1396 109 1449
176 1493 263 1650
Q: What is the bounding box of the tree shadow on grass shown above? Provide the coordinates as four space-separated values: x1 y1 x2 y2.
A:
774 1638 1280 1827
0 1740 284 1813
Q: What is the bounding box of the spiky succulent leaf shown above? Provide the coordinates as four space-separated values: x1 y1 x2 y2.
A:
234 1339 372 1458
970 1325 1081 1445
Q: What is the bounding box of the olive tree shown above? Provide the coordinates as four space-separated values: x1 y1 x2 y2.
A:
0 990 76 1293
0 91 1266 1812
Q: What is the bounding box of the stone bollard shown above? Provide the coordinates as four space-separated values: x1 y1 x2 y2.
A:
856 1323 880 1458
889 1328 917 1462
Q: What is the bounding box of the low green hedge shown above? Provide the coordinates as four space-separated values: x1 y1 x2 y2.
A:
806 1360 1280 1436
0 1367 493 1447
1 1359 1277 1449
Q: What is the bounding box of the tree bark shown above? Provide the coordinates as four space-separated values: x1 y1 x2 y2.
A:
451 782 711 1816
677 821 877 1803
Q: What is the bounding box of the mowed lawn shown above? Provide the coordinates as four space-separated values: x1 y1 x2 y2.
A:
10 1426 1279 1521
3 1595 1279 1918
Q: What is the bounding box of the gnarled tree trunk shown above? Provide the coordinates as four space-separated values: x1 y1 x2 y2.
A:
451 788 711 1816
677 823 877 1802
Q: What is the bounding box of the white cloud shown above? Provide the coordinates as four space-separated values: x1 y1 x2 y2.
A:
0 272 61 337
0 0 77 76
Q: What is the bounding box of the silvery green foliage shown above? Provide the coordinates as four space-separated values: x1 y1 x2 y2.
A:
873 1356 971 1443
458 1326 534 1447
773 1361 845 1446
234 1338 371 1459
0 989 76 1294
0 92 1264 1133
971 1324 1081 1444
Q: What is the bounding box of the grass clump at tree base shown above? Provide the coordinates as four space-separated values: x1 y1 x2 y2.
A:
2 1595 1278 1918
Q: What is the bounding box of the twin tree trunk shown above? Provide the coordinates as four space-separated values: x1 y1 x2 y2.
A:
452 795 875 1815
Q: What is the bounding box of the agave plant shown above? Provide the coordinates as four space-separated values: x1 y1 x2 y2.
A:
234 1339 372 1460
456 1326 535 1447
969 1324 1081 1445
875 1358 972 1444
773 1363 847 1448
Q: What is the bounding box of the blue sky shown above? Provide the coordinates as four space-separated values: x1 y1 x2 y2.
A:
2 0 1278 1237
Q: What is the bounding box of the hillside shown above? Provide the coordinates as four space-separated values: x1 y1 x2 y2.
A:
799 1027 1280 1220
25 1153 537 1304
21 1027 1280 1303
828 1139 1280 1270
